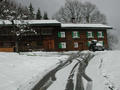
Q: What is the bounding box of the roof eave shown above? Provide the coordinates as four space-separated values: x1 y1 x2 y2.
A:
61 27 112 30
30 23 61 27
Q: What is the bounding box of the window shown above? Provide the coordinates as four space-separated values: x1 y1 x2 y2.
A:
37 42 42 46
74 42 78 48
98 41 104 46
87 31 94 38
58 32 65 38
87 41 91 47
59 42 66 49
41 28 52 35
97 31 104 38
72 31 80 38
2 42 14 48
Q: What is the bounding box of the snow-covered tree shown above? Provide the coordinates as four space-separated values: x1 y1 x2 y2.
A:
28 3 35 19
36 8 42 20
52 0 107 24
0 0 36 52
11 20 37 52
43 12 49 20
0 0 29 20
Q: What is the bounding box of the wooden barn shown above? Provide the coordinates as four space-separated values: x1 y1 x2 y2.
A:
0 20 112 52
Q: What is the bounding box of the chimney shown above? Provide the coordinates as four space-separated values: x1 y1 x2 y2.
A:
71 17 75 23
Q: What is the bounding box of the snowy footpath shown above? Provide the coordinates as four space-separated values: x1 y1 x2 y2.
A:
0 52 69 90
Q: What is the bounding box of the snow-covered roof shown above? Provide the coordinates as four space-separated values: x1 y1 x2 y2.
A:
0 20 12 25
0 20 61 25
62 24 112 29
13 20 61 25
0 20 112 29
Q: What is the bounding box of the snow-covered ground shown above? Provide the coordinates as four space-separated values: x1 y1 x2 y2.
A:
0 52 69 90
48 60 79 90
86 51 120 90
47 51 120 90
0 51 120 90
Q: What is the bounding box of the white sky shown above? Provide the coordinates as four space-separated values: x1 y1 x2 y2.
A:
17 0 120 29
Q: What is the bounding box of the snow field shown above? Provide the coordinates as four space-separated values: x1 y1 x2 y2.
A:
1 51 120 90
0 52 69 90
86 51 120 90
48 60 79 90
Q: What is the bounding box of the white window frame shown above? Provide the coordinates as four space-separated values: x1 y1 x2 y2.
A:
87 31 94 38
72 31 80 38
60 32 65 38
58 32 65 38
60 42 66 49
74 42 79 48
97 31 104 38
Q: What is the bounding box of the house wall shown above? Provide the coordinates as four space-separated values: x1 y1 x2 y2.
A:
0 26 16 52
55 29 108 51
18 26 60 52
0 48 14 52
0 25 109 52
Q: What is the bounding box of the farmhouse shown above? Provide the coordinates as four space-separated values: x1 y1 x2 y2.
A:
0 20 112 52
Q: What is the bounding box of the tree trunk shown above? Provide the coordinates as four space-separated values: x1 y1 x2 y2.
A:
15 37 19 53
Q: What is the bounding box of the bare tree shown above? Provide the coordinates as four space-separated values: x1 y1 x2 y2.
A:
90 10 107 24
52 0 107 24
53 0 83 23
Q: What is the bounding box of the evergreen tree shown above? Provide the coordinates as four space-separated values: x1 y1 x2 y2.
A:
36 8 42 20
43 12 48 20
28 3 34 19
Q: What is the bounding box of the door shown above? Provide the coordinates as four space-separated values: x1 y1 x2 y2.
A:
43 40 55 51
79 42 84 51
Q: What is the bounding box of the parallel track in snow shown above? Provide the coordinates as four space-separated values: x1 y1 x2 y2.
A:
65 52 94 90
32 51 94 90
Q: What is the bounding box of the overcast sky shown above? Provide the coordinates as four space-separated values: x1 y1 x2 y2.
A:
17 0 120 29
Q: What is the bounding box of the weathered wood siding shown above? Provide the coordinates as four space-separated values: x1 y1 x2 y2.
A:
0 24 109 52
55 29 108 51
0 48 14 52
18 26 60 51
